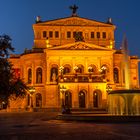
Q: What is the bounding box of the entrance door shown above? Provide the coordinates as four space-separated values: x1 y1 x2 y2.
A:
93 90 102 108
65 91 72 108
79 91 86 108
93 92 98 107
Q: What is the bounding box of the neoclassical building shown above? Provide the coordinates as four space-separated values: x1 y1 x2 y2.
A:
9 6 139 112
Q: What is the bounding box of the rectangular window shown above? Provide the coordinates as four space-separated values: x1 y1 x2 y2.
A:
102 32 106 39
91 32 94 38
49 31 53 38
73 31 76 38
97 32 100 38
43 31 47 38
67 31 71 38
55 31 59 38
78 32 82 36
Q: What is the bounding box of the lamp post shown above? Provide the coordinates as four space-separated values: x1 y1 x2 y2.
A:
29 86 36 110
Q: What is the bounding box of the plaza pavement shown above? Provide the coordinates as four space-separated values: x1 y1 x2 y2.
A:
0 111 140 140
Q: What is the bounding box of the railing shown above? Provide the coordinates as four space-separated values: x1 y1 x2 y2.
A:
59 73 105 83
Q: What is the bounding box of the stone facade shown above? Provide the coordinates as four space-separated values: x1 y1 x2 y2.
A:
9 13 139 111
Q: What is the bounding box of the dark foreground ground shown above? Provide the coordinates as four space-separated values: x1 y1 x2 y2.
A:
0 111 140 140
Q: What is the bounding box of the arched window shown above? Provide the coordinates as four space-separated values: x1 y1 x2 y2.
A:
114 68 119 83
63 64 71 74
28 68 32 84
36 93 42 107
79 90 86 108
93 90 102 108
50 67 58 82
100 64 109 75
77 64 84 73
88 64 97 73
36 68 42 83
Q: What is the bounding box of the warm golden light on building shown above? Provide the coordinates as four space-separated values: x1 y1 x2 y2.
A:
9 6 139 112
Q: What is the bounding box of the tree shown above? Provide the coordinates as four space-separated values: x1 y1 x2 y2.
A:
0 35 14 58
0 35 28 107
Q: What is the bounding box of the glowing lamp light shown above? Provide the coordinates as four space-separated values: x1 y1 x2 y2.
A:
59 85 67 92
74 66 78 70
59 66 64 72
88 65 93 72
46 37 50 48
29 86 36 94
109 40 113 49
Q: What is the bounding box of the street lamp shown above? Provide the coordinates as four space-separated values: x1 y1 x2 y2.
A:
28 86 36 109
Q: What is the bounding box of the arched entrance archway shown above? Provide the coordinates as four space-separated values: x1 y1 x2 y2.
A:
79 90 86 108
65 91 72 108
93 90 102 108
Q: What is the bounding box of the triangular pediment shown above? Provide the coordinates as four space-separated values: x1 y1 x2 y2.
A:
48 42 114 51
37 16 115 27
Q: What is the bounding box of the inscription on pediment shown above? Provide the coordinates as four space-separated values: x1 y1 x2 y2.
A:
69 43 92 50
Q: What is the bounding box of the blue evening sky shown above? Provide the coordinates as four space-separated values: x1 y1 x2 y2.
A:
0 0 140 57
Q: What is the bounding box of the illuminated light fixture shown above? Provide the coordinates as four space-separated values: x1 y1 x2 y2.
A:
59 85 67 92
99 65 107 72
28 86 36 94
59 66 64 72
88 65 93 72
106 85 112 93
74 65 78 70
109 40 113 49
101 66 107 70
46 37 50 48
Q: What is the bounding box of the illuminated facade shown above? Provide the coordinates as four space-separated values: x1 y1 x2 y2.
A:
9 8 139 111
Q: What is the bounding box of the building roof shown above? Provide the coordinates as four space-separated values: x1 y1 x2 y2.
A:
34 16 116 29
